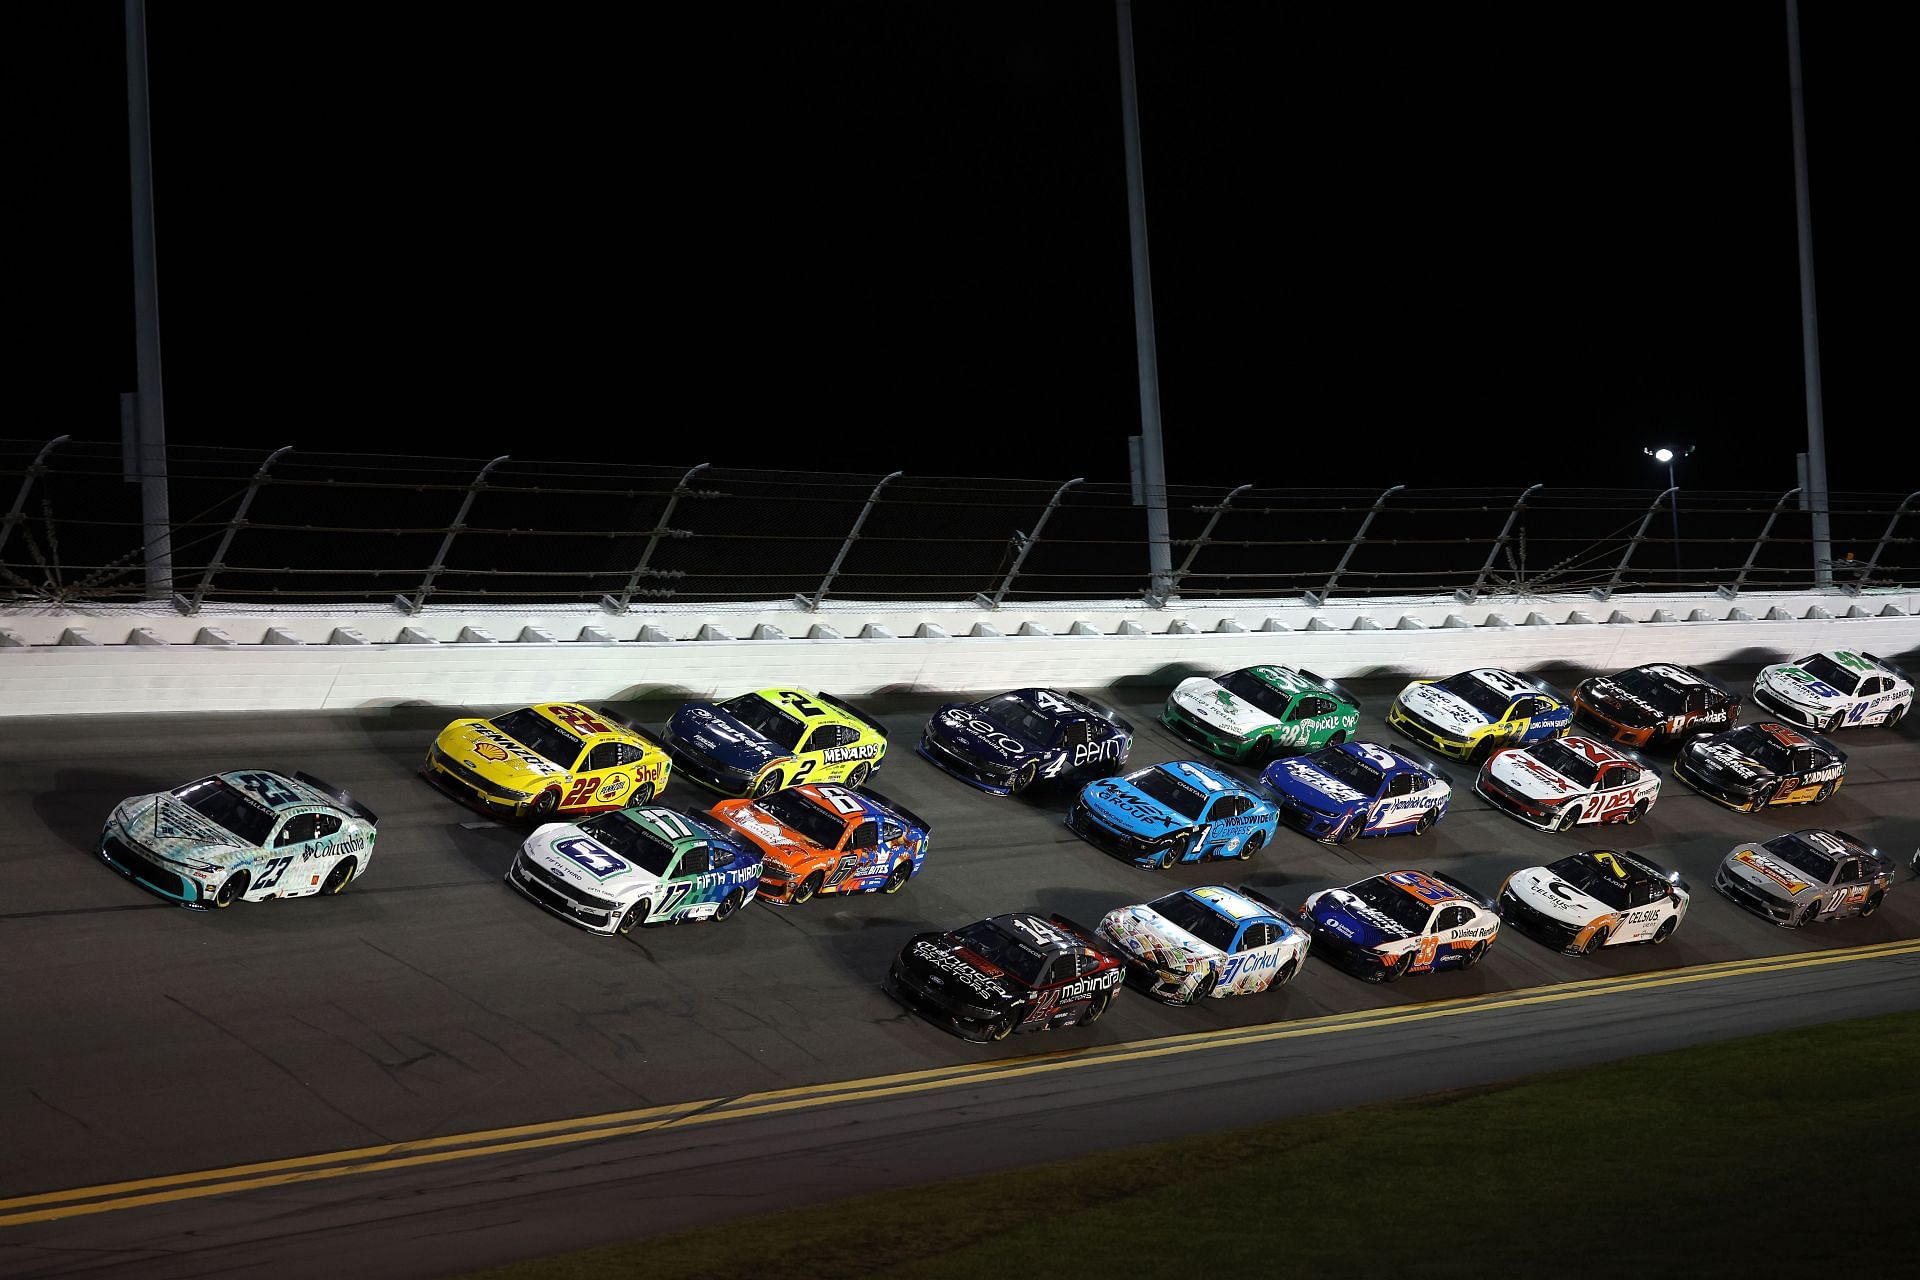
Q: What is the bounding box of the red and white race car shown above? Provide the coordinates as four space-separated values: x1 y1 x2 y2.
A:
1474 733 1661 832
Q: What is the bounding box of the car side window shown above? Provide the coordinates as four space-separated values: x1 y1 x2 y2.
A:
1835 859 1860 884
587 742 622 771
1060 721 1092 749
1615 765 1641 787
1437 905 1473 931
1684 687 1707 712
312 814 342 840
1237 923 1276 951
274 814 318 846
676 847 711 877
848 820 877 851
881 818 904 844
616 742 647 766
1386 774 1413 797
1794 749 1816 773
1212 795 1248 821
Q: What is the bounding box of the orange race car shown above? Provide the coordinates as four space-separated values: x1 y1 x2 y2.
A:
707 783 931 905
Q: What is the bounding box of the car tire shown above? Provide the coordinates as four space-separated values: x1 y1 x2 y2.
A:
1327 732 1347 748
1469 740 1493 766
1334 813 1362 845
1796 899 1821 928
1583 926 1611 956
1556 805 1583 833
1237 830 1265 861
1749 786 1776 814
1826 713 1844 734
1812 781 1834 805
1152 847 1178 871
1274 958 1299 988
213 870 250 909
616 899 650 935
882 859 912 894
712 886 747 922
1080 989 1113 1026
1625 800 1649 826
846 762 871 787
1009 760 1038 795
320 857 356 896
753 772 783 797
630 781 655 807
1186 971 1217 1005
1375 952 1413 984
1414 808 1437 836
790 871 824 905
1650 916 1677 945
1886 704 1907 730
1861 892 1883 919
529 789 560 820
1463 941 1488 968
985 1014 1015 1042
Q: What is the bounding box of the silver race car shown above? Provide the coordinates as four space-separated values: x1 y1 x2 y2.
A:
1715 829 1894 928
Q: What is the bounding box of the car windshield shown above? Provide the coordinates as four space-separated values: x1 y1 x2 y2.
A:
1724 725 1797 772
1547 853 1633 909
1435 673 1515 719
979 693 1063 745
1128 768 1209 820
719 694 806 751
1796 654 1861 695
1761 833 1841 882
1216 669 1294 718
173 777 276 846
751 789 846 848
1612 668 1687 713
1148 892 1239 950
1311 748 1383 796
490 708 584 768
575 811 679 876
1346 878 1433 932
952 919 1051 986
1527 740 1601 788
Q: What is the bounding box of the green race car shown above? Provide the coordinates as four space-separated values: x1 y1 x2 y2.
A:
1161 666 1361 762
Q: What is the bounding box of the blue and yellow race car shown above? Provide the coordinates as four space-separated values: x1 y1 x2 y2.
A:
1066 761 1281 870
1387 668 1571 763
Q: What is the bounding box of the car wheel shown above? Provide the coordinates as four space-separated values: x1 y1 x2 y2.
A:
1414 808 1437 836
1625 799 1649 826
1811 781 1834 805
790 871 824 905
1886 704 1907 730
1186 971 1217 1005
1583 925 1611 956
1748 786 1776 814
1463 941 1488 968
846 762 871 787
985 1014 1015 1042
1375 952 1413 984
1797 899 1821 928
1274 958 1299 988
616 899 650 935
320 857 356 896
882 858 912 894
213 870 250 909
1152 846 1178 871
629 781 655 807
1650 916 1677 945
753 771 783 797
1334 812 1362 845
1468 739 1493 765
1237 830 1265 861
1079 988 1113 1026
1861 892 1883 919
1327 732 1346 748
1009 760 1039 795
1826 713 1844 734
712 886 747 922
528 788 560 820
1556 805 1583 833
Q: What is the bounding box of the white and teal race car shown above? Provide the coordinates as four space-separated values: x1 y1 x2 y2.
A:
508 805 764 935
1750 650 1912 732
100 770 378 909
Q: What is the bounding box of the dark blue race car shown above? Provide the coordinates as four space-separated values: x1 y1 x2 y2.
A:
1067 760 1281 869
1262 740 1454 844
919 688 1133 796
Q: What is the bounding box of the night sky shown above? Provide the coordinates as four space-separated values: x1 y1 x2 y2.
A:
14 3 1915 494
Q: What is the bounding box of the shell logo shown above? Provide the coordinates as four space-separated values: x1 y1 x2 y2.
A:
474 742 509 762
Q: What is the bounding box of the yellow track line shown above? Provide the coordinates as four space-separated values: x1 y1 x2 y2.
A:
5 936 1918 1228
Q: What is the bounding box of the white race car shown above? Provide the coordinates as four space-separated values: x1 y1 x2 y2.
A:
1475 734 1661 832
1498 848 1689 955
1750 650 1912 732
508 805 764 935
1097 885 1310 1005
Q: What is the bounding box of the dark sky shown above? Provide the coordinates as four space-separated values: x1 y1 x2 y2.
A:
14 3 1914 493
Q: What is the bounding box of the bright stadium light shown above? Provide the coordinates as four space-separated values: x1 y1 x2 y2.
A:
1651 447 1675 463
1642 445 1696 576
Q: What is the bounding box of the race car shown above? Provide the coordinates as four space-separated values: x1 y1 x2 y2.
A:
884 911 1127 1042
917 687 1132 795
1387 668 1572 762
1498 848 1689 954
1300 869 1500 982
1261 740 1452 843
507 805 762 935
1715 829 1894 928
1097 884 1310 1005
1066 760 1282 870
1750 649 1913 732
1474 734 1661 832
1672 722 1847 812
708 782 931 904
100 770 377 909
425 702 671 820
1160 665 1361 763
1572 663 1738 749
662 688 888 797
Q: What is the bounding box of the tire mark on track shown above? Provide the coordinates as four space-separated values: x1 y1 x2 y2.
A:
163 995 390 1143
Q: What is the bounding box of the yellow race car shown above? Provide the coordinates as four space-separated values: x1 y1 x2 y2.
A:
661 688 888 796
1387 668 1574 762
425 702 672 820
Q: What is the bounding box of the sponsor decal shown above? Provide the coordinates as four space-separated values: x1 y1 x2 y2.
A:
474 741 509 762
821 741 883 764
597 776 628 802
911 940 1010 1000
1051 968 1124 1002
1072 737 1125 768
1734 849 1809 895
471 725 562 775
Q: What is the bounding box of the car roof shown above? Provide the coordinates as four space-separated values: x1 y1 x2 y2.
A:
527 703 638 745
211 771 334 815
1337 740 1421 775
608 806 720 852
1751 722 1815 749
1184 885 1279 925
1462 668 1533 697
985 912 1083 956
1376 869 1466 908
1555 848 1662 888
1152 759 1238 793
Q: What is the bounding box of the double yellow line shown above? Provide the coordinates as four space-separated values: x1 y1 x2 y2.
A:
6 936 1919 1228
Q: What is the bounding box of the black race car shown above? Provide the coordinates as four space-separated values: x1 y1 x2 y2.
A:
885 912 1127 1042
917 688 1133 796
1571 663 1738 750
1672 721 1847 812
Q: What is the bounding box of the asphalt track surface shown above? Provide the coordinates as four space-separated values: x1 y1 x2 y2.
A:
3 664 1919 1278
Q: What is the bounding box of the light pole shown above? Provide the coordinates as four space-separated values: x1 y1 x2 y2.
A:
1644 445 1695 576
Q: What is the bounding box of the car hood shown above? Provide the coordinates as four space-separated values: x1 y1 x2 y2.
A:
438 720 569 790
897 932 1020 1007
927 704 1034 768
1078 776 1189 835
1169 678 1279 739
522 824 665 898
1098 904 1222 974
1760 665 1847 709
1397 682 1491 733
109 793 256 867
667 703 785 773
1722 845 1818 902
1505 867 1612 925
1681 737 1773 786
1487 750 1584 801
1577 678 1664 727
707 804 823 870
1264 756 1366 811
1308 888 1414 949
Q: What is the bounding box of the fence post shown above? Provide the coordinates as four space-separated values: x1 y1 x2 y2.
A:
602 461 710 614
0 435 70 567
797 471 902 611
1591 487 1677 601
1306 483 1403 607
397 455 508 615
1456 483 1543 602
1158 482 1251 603
1717 486 1800 599
176 446 291 615
976 477 1084 609
1853 489 1920 592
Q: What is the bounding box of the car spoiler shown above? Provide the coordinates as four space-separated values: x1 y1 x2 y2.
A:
1048 913 1130 966
1234 884 1295 920
1405 753 1456 787
1805 731 1848 765
1526 675 1569 704
1426 869 1495 909
293 771 379 825
816 691 889 740
1861 651 1915 685
1297 668 1362 711
1059 689 1136 736
1680 666 1737 698
852 784 932 836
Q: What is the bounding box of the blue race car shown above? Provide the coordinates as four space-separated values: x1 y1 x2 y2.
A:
1263 740 1454 844
1067 760 1281 870
1299 869 1501 982
919 687 1133 796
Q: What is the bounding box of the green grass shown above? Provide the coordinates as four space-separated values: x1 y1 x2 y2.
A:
463 1010 1920 1279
